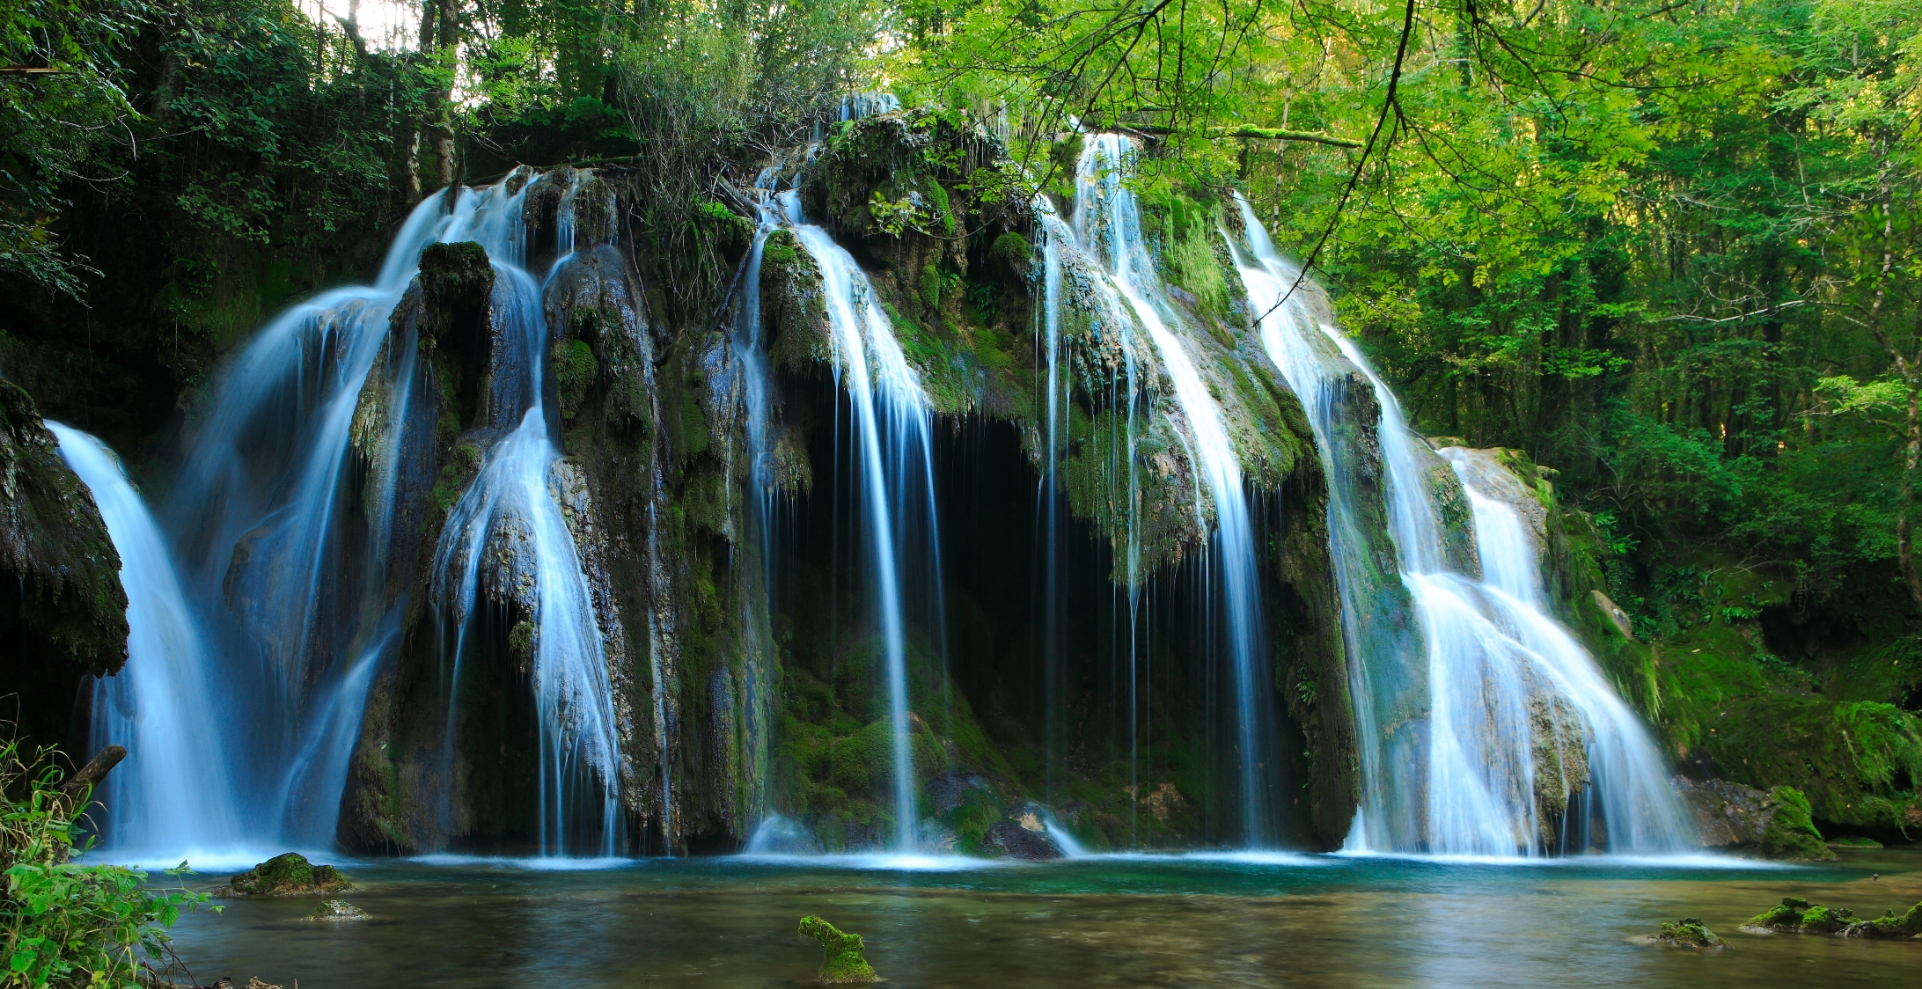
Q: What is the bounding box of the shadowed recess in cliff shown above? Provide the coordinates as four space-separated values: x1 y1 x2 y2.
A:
1061 136 1281 847
775 183 947 853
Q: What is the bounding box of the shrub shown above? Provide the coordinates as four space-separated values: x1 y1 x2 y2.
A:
1 735 215 988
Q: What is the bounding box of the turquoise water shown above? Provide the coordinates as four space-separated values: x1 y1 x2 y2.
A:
158 849 1921 987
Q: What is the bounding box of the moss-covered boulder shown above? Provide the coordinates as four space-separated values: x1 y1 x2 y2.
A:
224 853 354 896
798 915 876 984
0 379 129 742
1757 786 1835 861
1642 918 1723 948
1743 896 1920 938
1673 777 1834 859
0 380 128 670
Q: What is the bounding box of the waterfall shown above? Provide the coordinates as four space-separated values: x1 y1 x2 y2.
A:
778 189 943 853
51 423 243 856
156 187 446 848
431 172 625 856
729 167 783 833
1066 136 1275 846
1230 197 1693 856
135 166 625 857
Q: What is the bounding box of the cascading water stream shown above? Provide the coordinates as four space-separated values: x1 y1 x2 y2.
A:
130 166 626 857
777 189 940 853
52 424 243 858
727 167 784 834
1230 197 1693 855
431 171 625 856
1032 194 1151 840
1069 136 1274 846
159 182 467 849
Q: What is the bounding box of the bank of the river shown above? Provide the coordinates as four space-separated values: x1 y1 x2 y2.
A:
149 849 1921 987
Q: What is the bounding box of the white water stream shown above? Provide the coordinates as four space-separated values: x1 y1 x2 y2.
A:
1068 136 1274 845
53 423 244 857
778 189 941 852
1230 197 1692 855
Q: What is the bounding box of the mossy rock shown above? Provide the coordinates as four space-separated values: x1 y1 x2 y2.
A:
1758 786 1835 861
1740 896 1922 938
1643 918 1723 948
799 915 876 984
225 853 354 896
0 379 129 678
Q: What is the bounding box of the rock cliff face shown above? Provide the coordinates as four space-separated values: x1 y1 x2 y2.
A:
0 380 127 745
328 112 1370 854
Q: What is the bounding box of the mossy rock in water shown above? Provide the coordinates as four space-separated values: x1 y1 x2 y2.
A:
1757 786 1835 861
798 915 876 984
1739 896 1922 938
1865 901 1922 938
1643 918 1723 948
226 853 353 895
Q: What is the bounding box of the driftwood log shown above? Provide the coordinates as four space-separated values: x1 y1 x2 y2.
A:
62 744 126 799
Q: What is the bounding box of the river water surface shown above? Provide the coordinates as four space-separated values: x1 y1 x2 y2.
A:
159 848 1921 987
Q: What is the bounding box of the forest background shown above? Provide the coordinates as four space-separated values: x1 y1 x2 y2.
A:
3 0 1920 813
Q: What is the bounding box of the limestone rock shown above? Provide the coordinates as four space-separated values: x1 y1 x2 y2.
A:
981 804 1064 860
1591 590 1634 640
1672 779 1835 859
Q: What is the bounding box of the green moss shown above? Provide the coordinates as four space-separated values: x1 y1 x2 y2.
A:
552 338 598 422
763 232 800 268
920 260 943 312
989 232 1032 271
798 916 877 984
1745 896 1809 931
1759 786 1834 860
226 853 352 895
1868 901 1922 938
1651 918 1722 947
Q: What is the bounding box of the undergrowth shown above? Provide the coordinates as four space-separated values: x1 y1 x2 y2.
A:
1 732 214 988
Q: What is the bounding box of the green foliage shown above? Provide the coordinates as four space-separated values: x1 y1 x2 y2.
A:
0 0 150 295
0 736 213 988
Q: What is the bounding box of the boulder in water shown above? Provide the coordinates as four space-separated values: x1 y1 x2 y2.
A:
1672 778 1835 860
798 915 877 984
1744 897 1922 938
304 899 368 922
1641 918 1723 948
223 853 353 896
981 804 1064 860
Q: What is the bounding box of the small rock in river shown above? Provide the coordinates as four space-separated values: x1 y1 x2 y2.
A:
305 899 369 922
1641 918 1724 948
799 915 877 984
221 852 353 896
